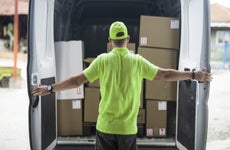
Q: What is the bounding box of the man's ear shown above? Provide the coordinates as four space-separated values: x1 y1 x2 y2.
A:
127 35 130 42
108 37 112 43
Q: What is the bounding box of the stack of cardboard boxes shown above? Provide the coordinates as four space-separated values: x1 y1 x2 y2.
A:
138 15 180 137
55 41 85 136
83 58 100 135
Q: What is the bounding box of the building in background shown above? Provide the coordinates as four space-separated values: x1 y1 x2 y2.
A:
211 3 230 68
0 0 28 53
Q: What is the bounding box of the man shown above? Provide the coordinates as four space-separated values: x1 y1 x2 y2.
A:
32 21 212 150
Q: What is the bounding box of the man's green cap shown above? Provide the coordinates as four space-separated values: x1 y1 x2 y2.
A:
109 21 128 40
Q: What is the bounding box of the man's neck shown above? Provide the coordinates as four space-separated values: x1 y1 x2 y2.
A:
112 44 127 48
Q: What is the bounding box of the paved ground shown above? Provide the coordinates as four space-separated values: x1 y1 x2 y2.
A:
0 54 230 150
0 56 30 150
206 69 230 150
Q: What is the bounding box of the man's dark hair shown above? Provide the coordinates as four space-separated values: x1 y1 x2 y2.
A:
112 38 126 47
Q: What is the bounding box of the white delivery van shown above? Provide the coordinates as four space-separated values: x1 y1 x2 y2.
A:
27 0 211 149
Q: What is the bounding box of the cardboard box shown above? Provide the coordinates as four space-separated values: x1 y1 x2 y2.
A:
55 41 84 99
57 99 83 136
83 58 95 69
88 79 100 87
140 81 144 108
83 123 96 136
139 15 180 49
146 80 177 101
146 100 167 137
83 58 100 87
137 109 145 124
107 43 136 53
84 87 100 123
137 125 144 137
138 47 177 101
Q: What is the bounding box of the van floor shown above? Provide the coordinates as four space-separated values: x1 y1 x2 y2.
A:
54 145 178 150
54 137 178 150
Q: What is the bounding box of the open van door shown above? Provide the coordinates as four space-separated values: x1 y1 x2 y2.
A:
176 0 210 150
27 0 57 149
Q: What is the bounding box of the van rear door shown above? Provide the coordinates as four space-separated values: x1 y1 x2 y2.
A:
27 0 57 149
176 0 210 150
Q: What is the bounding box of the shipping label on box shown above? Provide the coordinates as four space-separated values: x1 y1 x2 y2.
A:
72 100 81 109
140 37 147 46
170 20 179 29
55 41 84 100
158 101 167 110
146 128 153 137
159 128 166 136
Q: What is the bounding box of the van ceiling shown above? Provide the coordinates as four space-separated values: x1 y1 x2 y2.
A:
54 0 180 58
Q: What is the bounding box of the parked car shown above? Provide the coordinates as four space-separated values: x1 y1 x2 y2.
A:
27 0 211 149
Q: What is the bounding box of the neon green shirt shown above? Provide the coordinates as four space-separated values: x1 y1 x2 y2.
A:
83 47 158 134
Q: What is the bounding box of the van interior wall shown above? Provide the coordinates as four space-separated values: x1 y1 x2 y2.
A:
54 0 180 58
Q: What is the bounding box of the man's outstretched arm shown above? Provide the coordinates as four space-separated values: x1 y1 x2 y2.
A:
155 68 212 82
32 73 88 96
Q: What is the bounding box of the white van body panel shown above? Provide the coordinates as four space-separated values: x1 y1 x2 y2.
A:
179 0 209 70
28 0 57 149
176 0 210 149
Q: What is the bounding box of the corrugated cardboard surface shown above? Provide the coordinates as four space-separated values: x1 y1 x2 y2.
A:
137 125 144 137
57 99 83 136
138 47 177 101
83 57 95 69
83 123 96 136
84 87 100 123
88 79 100 87
140 81 144 108
146 80 177 101
146 100 167 137
107 43 136 53
55 41 84 99
137 109 145 124
139 15 180 49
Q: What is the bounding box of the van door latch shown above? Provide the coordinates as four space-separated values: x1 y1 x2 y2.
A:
31 73 38 86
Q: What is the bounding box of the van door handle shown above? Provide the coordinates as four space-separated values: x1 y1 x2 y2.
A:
32 96 39 108
31 73 38 86
31 73 39 108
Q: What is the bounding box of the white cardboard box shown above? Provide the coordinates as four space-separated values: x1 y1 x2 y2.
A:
55 41 84 100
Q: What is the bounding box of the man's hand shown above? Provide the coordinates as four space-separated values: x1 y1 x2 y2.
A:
194 70 213 82
155 68 213 82
32 85 51 96
31 73 87 97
